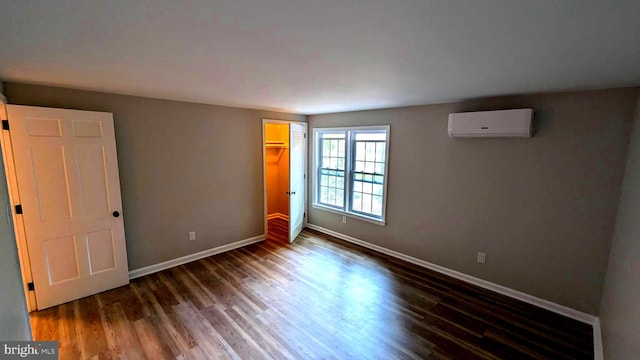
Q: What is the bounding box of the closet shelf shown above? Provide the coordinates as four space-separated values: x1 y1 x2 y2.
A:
265 141 287 148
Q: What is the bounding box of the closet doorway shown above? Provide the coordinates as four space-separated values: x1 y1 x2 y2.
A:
262 119 307 243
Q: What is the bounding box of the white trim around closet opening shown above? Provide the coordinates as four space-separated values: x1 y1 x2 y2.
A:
262 119 308 240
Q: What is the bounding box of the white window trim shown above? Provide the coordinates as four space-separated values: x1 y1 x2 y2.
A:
311 125 390 226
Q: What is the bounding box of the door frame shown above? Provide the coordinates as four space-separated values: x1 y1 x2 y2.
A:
0 97 37 312
262 119 308 239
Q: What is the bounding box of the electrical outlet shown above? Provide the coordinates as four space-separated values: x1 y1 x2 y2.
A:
342 215 347 224
477 252 486 264
188 231 196 241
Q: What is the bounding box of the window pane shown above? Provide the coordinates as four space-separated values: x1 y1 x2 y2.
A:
356 142 365 161
375 162 384 174
365 142 375 161
336 190 344 206
373 184 383 196
355 133 386 141
317 131 346 208
374 175 383 184
364 174 373 182
331 140 338 157
322 133 345 139
355 161 364 172
363 182 373 194
355 173 363 180
353 181 362 192
376 143 385 161
365 161 375 173
353 192 362 211
372 196 383 216
362 193 372 213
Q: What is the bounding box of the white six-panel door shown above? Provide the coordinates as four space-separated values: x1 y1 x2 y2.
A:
7 105 129 309
289 123 306 243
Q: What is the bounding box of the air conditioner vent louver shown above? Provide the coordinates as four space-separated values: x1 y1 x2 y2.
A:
448 109 533 138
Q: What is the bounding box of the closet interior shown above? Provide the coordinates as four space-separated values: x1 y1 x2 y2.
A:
264 123 289 241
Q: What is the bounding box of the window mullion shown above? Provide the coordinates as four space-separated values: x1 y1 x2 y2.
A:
317 133 323 205
345 130 352 213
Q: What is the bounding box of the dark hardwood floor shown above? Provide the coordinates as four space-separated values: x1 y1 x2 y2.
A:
31 218 594 359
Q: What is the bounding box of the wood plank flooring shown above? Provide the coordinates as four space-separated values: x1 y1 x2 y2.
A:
31 218 594 359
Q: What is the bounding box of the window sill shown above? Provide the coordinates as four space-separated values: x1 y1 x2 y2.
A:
311 203 387 226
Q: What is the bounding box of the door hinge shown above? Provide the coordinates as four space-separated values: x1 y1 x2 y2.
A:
2 120 9 131
27 282 35 291
304 133 306 139
15 204 23 215
304 212 306 218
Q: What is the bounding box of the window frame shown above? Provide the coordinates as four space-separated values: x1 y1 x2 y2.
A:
315 130 347 210
312 125 390 226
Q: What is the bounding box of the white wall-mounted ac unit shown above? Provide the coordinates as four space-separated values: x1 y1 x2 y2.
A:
448 108 533 138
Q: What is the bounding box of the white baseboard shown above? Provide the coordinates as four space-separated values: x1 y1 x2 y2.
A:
128 234 266 279
307 223 603 357
267 212 289 221
306 223 598 326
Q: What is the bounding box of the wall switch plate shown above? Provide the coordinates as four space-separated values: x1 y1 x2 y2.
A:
477 252 486 264
342 215 347 224
189 231 196 241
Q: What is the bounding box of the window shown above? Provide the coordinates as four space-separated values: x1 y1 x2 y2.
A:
313 126 390 225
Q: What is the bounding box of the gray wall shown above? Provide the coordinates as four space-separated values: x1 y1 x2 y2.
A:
599 94 640 358
5 82 637 316
0 96 31 340
0 152 31 340
308 88 639 314
3 82 305 270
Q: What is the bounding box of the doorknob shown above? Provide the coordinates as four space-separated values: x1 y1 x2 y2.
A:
112 211 120 218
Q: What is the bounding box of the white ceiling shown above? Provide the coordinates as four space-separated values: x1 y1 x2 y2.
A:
1 1 639 115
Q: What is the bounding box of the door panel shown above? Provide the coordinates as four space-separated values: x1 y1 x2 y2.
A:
289 123 306 243
7 105 129 309
72 119 103 137
27 118 62 137
75 144 110 217
86 229 116 274
29 145 72 221
43 235 79 283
